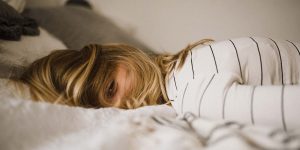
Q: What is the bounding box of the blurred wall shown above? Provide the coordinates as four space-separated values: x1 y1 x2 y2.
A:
88 0 300 53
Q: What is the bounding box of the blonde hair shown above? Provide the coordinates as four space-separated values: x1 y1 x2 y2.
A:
16 44 168 109
14 39 213 109
155 39 214 85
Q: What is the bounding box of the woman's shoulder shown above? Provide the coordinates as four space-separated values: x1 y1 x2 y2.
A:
191 36 299 53
171 36 300 85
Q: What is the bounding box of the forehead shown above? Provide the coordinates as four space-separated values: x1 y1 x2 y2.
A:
115 64 132 78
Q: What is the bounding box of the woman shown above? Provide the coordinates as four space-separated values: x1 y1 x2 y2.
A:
11 37 300 130
12 44 166 109
11 39 212 109
163 37 300 131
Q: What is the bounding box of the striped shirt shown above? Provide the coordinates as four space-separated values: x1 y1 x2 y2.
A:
166 37 300 131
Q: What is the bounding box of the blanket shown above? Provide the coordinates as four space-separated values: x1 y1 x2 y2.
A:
0 79 299 150
0 1 39 41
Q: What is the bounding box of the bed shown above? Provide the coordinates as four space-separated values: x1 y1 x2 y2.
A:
1 1 300 150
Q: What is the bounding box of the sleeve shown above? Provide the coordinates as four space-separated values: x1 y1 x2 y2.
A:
224 82 300 131
177 72 300 131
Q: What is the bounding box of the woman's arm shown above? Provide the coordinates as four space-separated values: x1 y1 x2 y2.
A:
171 72 300 131
224 82 300 131
167 37 300 130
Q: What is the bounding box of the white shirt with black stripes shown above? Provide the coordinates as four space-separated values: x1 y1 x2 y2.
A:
166 37 300 131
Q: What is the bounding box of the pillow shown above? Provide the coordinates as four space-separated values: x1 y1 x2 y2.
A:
22 5 156 56
2 0 26 13
0 27 67 78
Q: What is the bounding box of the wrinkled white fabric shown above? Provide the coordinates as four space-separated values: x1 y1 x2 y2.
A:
1 78 300 150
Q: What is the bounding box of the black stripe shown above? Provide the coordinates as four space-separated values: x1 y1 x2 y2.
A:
206 122 243 141
159 116 173 124
249 37 263 85
250 86 256 125
225 121 245 129
209 133 266 149
181 83 189 114
190 51 195 79
198 74 215 116
151 116 165 125
281 85 287 131
229 40 243 82
269 38 284 85
173 72 178 91
209 45 219 73
222 88 230 119
155 116 192 132
155 116 175 126
287 40 300 56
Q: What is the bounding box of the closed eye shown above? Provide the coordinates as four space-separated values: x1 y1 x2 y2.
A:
107 80 117 98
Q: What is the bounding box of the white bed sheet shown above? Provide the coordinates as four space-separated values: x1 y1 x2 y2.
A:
1 81 299 150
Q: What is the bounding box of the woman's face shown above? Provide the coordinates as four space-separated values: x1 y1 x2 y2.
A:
107 65 133 105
